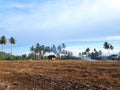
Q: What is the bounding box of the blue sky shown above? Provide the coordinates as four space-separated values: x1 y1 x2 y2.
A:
0 0 120 56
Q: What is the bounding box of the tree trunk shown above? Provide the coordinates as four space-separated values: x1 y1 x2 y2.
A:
2 44 3 53
107 49 110 56
2 44 4 59
11 44 12 56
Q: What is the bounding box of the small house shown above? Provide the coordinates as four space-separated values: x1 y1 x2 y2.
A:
48 55 56 60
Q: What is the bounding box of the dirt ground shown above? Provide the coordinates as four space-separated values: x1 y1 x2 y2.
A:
0 60 120 90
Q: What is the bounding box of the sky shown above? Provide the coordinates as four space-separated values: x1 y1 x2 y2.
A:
0 0 120 56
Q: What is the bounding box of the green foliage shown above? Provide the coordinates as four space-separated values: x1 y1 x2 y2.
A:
103 42 114 56
0 52 23 60
29 43 74 60
0 35 7 45
117 57 120 60
22 54 27 60
6 55 16 60
103 42 109 50
9 37 16 55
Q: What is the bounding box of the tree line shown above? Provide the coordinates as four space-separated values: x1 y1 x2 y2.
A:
28 43 74 60
79 41 117 60
79 48 102 60
0 35 119 60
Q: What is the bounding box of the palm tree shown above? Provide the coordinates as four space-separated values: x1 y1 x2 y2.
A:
0 35 7 53
57 45 62 59
61 43 66 55
9 37 16 55
62 43 66 49
94 48 97 53
57 45 62 53
103 42 110 56
110 44 114 54
36 43 42 59
98 50 102 56
0 36 7 58
79 52 82 57
41 45 46 59
45 46 51 53
30 46 34 53
30 45 35 59
85 48 90 57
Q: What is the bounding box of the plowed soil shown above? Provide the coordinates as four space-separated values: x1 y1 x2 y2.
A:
0 60 120 90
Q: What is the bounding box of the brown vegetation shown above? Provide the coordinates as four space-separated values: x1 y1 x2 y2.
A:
0 60 120 90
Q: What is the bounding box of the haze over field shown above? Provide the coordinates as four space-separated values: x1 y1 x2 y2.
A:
0 0 120 55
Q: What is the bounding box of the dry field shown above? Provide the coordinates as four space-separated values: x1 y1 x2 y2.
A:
0 60 120 90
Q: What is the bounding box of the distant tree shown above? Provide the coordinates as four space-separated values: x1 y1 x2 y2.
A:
90 49 102 60
66 51 73 58
36 43 42 59
30 46 34 53
57 45 62 53
62 49 66 54
103 42 110 56
110 44 114 54
51 45 57 54
0 36 7 58
94 48 97 53
98 50 102 56
61 43 66 57
103 42 114 56
22 54 27 60
30 45 35 59
57 45 62 59
79 52 82 57
45 46 51 53
41 45 47 59
62 43 66 49
9 37 16 55
85 48 90 57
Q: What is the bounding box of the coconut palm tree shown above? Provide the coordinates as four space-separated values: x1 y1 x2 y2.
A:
36 43 42 59
98 50 102 56
61 43 66 55
9 37 16 55
94 48 97 53
57 45 62 53
45 46 51 53
103 42 110 56
79 52 82 57
0 35 7 53
57 45 62 59
62 43 66 49
85 48 90 57
30 46 34 53
0 35 7 58
110 44 114 54
30 45 35 59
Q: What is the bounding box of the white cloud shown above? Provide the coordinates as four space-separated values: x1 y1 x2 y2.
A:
0 0 120 44
2 0 120 31
105 36 120 41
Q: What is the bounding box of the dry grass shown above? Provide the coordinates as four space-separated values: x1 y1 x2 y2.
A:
0 60 120 90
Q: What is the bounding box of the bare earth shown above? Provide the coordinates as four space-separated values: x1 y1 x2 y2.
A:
0 60 120 90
